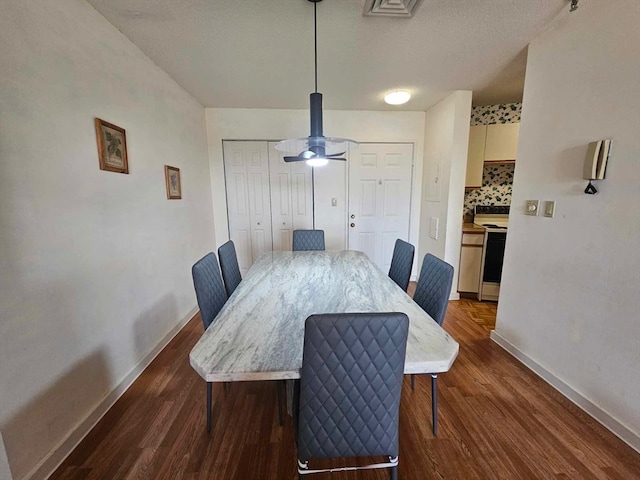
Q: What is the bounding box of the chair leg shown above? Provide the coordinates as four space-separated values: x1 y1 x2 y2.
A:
389 464 398 480
276 380 284 426
410 374 415 391
206 382 213 433
431 374 438 436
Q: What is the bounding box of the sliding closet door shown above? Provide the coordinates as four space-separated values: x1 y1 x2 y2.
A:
268 142 313 251
223 141 272 275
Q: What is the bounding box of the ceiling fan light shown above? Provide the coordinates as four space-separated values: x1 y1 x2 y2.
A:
306 157 329 167
384 90 411 105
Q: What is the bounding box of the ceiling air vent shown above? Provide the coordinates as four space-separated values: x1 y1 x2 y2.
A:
363 0 424 18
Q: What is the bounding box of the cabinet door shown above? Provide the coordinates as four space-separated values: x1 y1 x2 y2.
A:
458 240 484 293
466 125 486 188
484 123 520 161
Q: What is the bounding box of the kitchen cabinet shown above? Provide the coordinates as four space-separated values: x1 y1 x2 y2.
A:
458 229 485 294
484 123 520 162
465 125 486 188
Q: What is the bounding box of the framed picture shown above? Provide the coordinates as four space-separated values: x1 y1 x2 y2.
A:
165 165 182 199
95 118 129 174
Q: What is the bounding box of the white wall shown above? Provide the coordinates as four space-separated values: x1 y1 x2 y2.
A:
494 0 640 447
0 1 214 478
419 91 472 296
206 108 426 257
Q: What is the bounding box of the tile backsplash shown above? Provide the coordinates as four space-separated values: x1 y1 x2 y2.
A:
471 103 522 126
464 163 515 220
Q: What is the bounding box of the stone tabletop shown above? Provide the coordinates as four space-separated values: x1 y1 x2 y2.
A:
190 250 459 382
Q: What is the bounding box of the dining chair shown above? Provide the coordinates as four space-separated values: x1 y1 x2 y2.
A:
411 253 454 436
294 312 409 479
292 229 325 251
192 252 228 331
192 252 228 432
388 239 415 292
218 240 242 297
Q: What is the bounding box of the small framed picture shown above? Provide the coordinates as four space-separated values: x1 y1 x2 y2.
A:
95 118 129 174
165 165 182 199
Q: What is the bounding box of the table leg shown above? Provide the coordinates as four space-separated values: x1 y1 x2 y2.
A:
276 380 284 425
431 374 438 436
206 382 212 433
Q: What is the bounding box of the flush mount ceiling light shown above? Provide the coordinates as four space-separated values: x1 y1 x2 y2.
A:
274 0 357 167
384 90 411 105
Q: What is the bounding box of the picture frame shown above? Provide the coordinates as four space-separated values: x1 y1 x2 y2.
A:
165 165 182 200
95 118 129 174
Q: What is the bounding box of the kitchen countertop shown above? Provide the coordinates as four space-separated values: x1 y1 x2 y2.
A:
462 223 486 233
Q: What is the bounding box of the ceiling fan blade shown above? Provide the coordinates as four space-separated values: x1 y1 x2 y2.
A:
284 156 305 163
325 151 346 158
330 158 347 162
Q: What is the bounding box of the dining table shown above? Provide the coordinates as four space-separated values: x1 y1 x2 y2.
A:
189 249 459 430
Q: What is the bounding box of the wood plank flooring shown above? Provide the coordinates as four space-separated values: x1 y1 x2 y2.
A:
50 293 640 479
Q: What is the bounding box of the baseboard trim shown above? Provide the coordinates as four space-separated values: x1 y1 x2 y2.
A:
25 307 199 480
490 330 640 453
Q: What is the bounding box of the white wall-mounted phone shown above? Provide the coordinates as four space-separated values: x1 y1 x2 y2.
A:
583 139 611 181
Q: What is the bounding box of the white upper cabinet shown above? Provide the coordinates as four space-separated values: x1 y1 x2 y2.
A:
465 125 486 188
484 123 520 162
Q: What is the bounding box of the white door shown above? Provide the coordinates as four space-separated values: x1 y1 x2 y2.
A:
268 142 313 251
348 143 413 272
223 141 273 274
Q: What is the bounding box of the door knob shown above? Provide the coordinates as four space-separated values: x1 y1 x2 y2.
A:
350 223 355 228
350 214 355 219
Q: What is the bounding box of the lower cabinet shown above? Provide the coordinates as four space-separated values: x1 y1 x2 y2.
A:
458 231 485 293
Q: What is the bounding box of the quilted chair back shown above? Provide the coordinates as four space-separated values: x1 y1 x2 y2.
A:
292 229 325 251
297 312 409 462
218 240 242 297
388 239 415 292
191 253 228 330
413 253 454 326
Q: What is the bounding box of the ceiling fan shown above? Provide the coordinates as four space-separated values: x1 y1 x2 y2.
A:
275 0 357 167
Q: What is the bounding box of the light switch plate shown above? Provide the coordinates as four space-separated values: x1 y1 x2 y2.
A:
525 200 539 216
331 197 337 207
543 201 555 218
429 217 439 239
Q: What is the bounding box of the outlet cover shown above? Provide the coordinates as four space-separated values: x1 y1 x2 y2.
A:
525 200 539 216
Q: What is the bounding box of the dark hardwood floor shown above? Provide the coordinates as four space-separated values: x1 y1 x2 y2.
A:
51 292 640 479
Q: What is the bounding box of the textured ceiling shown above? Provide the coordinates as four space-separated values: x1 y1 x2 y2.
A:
86 0 566 110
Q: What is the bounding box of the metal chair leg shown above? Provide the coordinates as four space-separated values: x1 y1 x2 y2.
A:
431 374 438 436
389 464 398 480
410 374 415 391
206 382 212 433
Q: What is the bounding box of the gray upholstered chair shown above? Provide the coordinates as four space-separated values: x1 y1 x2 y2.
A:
295 312 409 479
411 253 454 436
388 239 415 292
192 252 228 331
292 229 325 251
218 240 242 297
192 252 228 432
